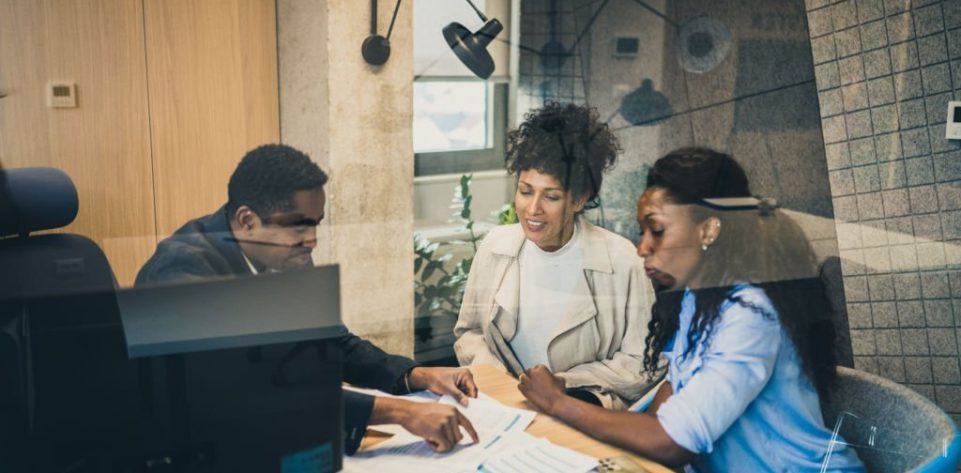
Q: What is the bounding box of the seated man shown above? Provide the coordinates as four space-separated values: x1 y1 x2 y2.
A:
136 144 478 454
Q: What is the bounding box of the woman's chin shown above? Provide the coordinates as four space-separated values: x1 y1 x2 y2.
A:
653 274 678 290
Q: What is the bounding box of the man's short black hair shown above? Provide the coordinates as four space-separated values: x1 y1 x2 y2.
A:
227 144 329 217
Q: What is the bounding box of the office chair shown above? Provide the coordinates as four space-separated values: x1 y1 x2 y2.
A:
821 366 961 472
0 167 132 472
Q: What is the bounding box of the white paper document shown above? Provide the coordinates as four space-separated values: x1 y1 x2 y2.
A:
342 385 440 403
346 430 597 473
439 392 537 435
478 438 599 473
353 429 533 467
344 388 535 438
341 387 596 473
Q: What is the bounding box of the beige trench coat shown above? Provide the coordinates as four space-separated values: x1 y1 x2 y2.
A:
453 219 658 410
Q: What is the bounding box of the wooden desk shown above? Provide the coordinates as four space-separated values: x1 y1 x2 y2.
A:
363 364 673 473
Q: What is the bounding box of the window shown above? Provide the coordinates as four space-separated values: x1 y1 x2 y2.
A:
413 81 508 176
414 81 489 153
412 0 511 177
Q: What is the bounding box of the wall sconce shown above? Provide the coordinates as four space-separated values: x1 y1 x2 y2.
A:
362 0 503 80
361 0 402 66
442 0 503 79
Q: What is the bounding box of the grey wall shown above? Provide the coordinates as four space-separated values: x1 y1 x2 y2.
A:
806 0 961 424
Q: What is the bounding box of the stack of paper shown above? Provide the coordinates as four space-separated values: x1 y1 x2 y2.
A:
341 389 597 473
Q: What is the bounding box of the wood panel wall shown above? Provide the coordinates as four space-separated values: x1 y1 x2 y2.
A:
0 0 157 284
0 0 280 285
144 0 280 237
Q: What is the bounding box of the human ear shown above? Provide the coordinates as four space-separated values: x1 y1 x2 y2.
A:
234 206 259 232
700 216 721 248
572 194 589 213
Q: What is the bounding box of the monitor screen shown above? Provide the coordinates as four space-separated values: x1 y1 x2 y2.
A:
8 266 346 473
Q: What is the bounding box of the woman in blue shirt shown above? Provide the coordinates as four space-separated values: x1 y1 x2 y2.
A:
517 148 865 471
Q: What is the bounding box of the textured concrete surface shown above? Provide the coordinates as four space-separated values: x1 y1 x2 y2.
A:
278 0 415 356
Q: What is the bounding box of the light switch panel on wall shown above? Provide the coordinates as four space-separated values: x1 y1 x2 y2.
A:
47 81 77 108
946 101 961 140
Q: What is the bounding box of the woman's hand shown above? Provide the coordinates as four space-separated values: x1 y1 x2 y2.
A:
517 364 568 415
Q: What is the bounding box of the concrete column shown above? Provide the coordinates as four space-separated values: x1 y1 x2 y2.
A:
278 0 415 356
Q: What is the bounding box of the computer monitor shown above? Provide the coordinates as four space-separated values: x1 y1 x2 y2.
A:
12 265 346 473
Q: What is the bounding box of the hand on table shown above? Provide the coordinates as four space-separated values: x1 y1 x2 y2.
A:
408 366 478 406
376 397 480 452
517 364 568 416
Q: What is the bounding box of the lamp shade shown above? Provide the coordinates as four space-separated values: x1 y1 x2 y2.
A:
443 18 503 79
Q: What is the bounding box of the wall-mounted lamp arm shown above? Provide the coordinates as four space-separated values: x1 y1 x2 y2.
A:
362 0 402 66
464 0 488 22
386 0 404 40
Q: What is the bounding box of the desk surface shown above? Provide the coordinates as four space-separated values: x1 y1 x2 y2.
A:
363 364 672 473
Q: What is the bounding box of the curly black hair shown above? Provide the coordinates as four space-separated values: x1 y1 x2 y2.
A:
227 144 329 217
505 102 619 209
641 147 839 400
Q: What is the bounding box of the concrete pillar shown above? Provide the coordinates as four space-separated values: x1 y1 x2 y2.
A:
278 0 415 356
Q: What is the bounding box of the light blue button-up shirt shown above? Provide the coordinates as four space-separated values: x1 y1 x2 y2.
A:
654 284 865 472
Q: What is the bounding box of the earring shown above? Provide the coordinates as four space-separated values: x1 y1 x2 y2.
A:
701 244 708 251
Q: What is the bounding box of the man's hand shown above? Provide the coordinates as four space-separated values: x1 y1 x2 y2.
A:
407 367 478 406
371 397 480 452
517 364 567 415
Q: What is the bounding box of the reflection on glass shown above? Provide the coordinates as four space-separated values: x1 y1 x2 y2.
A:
821 410 957 473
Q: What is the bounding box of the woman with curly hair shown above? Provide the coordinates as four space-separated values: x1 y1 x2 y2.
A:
517 148 865 471
454 102 659 410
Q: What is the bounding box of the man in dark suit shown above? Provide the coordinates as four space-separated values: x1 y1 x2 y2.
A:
137 144 478 454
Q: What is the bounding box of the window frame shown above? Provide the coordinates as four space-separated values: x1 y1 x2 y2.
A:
413 79 510 177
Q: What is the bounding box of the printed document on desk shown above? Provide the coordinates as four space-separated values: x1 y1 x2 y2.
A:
439 392 536 434
343 387 535 437
345 430 597 473
351 429 533 468
343 388 596 472
478 437 598 473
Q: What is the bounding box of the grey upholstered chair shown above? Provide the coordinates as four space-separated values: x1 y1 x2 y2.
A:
821 366 961 472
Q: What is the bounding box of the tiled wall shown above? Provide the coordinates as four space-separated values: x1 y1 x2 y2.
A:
807 0 961 420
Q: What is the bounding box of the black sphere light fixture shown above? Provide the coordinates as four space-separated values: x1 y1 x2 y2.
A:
362 0 403 66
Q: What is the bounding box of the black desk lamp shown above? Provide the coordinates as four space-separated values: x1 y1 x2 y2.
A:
442 0 503 79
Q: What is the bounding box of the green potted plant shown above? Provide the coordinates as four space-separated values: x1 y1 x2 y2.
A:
413 174 516 349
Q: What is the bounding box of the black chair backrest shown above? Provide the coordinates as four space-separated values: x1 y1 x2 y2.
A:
0 167 126 472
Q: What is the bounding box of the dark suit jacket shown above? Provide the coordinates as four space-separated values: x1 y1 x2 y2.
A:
136 206 417 454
